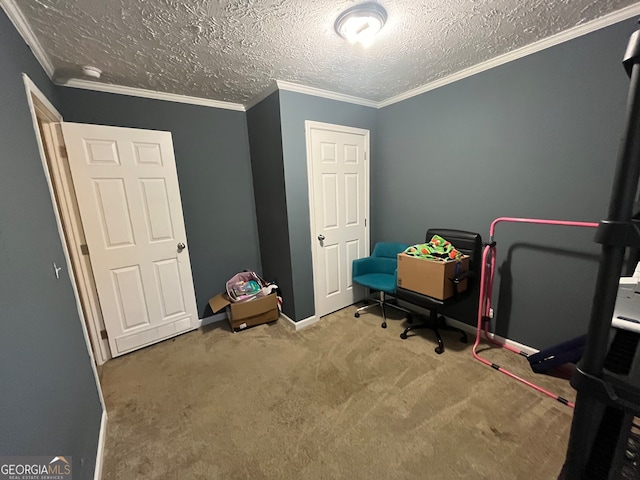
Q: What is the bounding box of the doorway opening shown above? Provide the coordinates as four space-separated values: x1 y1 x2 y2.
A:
23 74 111 365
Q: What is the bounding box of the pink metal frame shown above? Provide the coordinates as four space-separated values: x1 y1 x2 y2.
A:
473 217 599 408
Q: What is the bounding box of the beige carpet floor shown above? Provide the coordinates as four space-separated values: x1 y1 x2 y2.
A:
99 306 575 479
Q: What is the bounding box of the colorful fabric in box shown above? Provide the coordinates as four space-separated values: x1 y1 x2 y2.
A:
404 235 463 261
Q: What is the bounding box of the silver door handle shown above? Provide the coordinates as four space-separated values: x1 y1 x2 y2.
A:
177 242 186 252
317 234 325 241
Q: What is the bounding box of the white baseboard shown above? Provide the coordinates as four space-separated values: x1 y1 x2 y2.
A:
396 299 538 355
280 312 319 331
198 312 226 328
446 317 539 355
93 410 107 480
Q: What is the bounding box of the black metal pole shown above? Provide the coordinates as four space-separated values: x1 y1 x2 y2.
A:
562 28 640 478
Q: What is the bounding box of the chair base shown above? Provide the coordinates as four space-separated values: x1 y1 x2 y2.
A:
354 292 409 329
400 310 468 354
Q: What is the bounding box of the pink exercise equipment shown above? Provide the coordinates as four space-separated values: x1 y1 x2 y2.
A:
473 216 599 408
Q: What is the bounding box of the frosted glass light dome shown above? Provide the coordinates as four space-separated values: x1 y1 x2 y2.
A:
335 3 387 48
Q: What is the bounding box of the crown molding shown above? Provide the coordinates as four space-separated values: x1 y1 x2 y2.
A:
379 3 640 108
244 81 279 110
5 0 640 113
59 79 246 111
276 80 379 108
1 0 54 78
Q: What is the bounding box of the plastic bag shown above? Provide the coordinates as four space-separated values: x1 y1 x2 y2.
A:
226 271 267 302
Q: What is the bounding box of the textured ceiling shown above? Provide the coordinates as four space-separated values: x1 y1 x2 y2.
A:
14 0 640 105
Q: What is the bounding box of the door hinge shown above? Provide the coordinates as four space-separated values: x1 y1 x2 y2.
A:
100 329 108 340
80 244 89 255
59 145 68 157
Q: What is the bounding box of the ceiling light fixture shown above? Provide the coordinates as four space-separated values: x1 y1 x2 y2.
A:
335 2 387 49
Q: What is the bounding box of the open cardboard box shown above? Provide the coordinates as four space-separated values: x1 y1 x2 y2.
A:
209 292 279 332
397 253 469 300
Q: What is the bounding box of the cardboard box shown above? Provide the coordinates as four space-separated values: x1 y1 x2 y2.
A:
209 292 279 331
397 253 469 300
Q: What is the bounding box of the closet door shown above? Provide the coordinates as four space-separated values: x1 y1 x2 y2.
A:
62 123 198 357
306 121 370 317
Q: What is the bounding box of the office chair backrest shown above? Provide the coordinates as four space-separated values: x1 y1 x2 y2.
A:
426 229 483 275
371 242 409 276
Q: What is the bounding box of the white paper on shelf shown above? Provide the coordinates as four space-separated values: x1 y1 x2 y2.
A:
612 271 640 334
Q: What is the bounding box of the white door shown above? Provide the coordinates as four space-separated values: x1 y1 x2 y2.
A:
61 123 198 357
306 121 369 317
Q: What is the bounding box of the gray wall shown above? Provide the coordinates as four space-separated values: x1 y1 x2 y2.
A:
246 91 295 318
279 91 377 320
375 19 637 349
0 10 102 479
55 87 261 317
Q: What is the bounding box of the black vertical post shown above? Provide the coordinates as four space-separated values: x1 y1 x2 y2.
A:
562 27 640 479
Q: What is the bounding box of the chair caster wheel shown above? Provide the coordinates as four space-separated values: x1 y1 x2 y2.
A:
381 322 387 329
400 332 408 339
435 346 444 354
355 312 360 318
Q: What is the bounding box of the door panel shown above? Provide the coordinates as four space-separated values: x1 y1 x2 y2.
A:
345 174 359 225
154 258 187 318
308 123 369 317
140 178 174 241
112 265 150 330
62 123 198 357
322 174 338 228
93 178 135 247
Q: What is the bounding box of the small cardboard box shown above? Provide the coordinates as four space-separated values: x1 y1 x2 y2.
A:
209 292 279 331
397 253 469 300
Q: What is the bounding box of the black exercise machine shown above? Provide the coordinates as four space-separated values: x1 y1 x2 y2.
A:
560 22 640 480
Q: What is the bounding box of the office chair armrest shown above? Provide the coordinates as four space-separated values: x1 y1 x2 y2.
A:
353 257 379 277
451 271 471 283
448 269 476 300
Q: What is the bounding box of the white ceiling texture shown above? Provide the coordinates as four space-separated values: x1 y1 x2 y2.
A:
7 0 640 108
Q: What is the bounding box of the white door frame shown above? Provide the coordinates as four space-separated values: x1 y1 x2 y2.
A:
305 120 370 318
23 75 111 365
23 74 107 479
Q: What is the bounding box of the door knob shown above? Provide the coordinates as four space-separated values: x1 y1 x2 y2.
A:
317 234 325 241
177 242 186 252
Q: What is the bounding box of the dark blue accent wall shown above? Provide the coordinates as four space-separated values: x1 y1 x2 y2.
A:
246 92 296 318
55 87 261 317
279 91 377 320
375 19 637 349
0 10 102 479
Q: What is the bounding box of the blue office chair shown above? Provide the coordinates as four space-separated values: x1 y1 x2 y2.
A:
352 242 409 328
